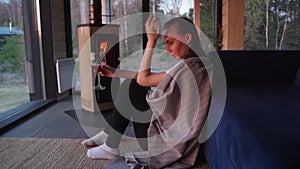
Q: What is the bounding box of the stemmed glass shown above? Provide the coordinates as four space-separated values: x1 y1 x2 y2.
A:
90 51 106 90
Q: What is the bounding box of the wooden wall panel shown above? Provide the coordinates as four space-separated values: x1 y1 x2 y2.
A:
51 7 65 19
194 0 200 30
52 19 66 31
222 0 244 50
50 0 67 62
50 0 70 98
52 30 66 41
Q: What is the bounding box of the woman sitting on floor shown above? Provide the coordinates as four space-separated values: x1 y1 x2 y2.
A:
82 14 213 168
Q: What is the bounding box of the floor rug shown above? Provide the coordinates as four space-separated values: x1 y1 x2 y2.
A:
0 137 110 169
0 137 209 169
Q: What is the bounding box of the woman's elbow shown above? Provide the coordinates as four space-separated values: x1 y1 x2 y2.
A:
136 76 147 86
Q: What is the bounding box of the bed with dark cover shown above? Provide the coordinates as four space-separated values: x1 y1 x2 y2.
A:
205 51 300 169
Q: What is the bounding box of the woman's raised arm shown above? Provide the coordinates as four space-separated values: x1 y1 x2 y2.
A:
136 14 166 87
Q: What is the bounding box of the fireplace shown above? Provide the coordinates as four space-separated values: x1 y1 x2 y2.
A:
78 0 119 112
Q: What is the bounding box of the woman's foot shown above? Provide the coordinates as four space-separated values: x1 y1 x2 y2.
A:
87 143 119 160
81 131 108 147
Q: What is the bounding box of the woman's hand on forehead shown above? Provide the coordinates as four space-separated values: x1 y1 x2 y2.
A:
145 14 161 43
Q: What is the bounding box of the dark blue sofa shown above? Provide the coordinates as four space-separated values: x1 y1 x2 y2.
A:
205 51 300 169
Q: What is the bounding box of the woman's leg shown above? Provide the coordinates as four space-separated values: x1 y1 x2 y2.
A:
87 79 133 159
82 79 132 147
87 79 151 159
104 79 133 148
129 80 152 151
106 79 152 149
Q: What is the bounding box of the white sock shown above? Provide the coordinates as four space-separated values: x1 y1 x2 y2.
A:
81 131 108 146
87 143 118 160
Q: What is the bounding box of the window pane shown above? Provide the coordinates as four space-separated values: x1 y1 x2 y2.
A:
148 0 194 71
70 0 80 92
200 0 216 48
244 0 300 50
154 0 193 18
70 0 145 88
0 0 29 114
111 0 143 69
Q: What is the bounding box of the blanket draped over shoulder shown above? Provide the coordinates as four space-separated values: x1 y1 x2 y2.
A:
105 57 213 169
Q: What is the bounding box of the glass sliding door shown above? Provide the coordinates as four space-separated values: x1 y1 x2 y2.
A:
0 0 29 114
0 0 47 128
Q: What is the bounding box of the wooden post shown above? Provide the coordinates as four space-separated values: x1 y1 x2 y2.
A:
194 0 200 30
221 0 244 50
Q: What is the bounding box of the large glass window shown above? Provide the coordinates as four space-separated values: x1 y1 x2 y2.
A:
110 0 143 67
151 0 195 69
244 0 300 50
0 0 29 114
70 0 145 72
69 0 80 92
154 0 194 17
200 0 216 48
0 0 48 128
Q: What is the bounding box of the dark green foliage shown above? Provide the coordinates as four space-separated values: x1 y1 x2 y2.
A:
244 0 300 50
0 35 25 73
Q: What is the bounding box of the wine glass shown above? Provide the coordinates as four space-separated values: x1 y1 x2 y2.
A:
91 51 106 90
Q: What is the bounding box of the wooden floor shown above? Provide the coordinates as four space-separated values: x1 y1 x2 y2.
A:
0 96 90 139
